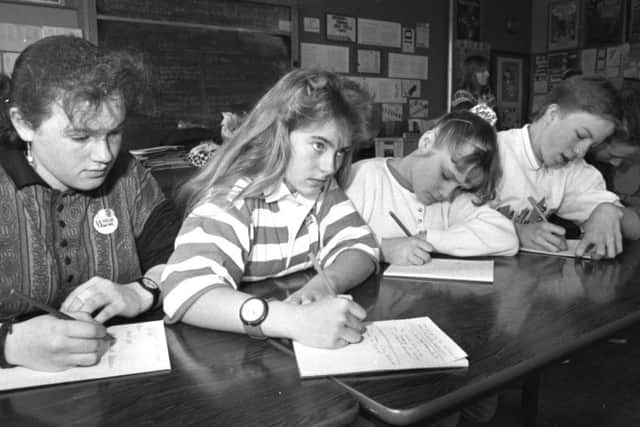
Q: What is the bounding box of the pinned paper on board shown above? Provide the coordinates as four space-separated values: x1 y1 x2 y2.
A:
382 103 404 122
401 80 421 98
409 99 429 118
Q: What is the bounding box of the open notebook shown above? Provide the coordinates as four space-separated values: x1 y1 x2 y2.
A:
383 258 494 283
521 239 592 259
0 320 171 391
293 316 468 378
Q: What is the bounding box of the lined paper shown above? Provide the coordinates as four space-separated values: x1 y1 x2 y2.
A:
0 320 170 391
293 316 468 378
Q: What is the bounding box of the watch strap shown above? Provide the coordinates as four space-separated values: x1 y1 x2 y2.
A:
136 277 161 311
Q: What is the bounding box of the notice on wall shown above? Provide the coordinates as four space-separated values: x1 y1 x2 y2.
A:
409 99 429 118
0 22 43 51
300 42 349 73
402 27 415 53
303 17 320 33
416 23 430 48
357 49 381 74
382 103 404 122
388 53 428 80
350 76 404 103
1 51 18 75
357 18 401 48
401 80 421 97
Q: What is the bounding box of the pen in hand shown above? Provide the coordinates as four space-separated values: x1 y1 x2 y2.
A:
527 196 549 223
9 288 115 342
308 254 336 295
389 211 412 237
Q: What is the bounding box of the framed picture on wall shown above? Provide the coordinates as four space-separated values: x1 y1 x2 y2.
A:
629 0 640 43
494 54 527 130
326 14 356 42
585 0 626 46
547 0 580 51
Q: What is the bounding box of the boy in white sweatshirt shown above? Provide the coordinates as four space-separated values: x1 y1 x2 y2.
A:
494 75 640 259
346 110 518 265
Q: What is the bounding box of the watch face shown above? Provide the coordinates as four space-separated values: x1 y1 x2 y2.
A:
241 298 266 323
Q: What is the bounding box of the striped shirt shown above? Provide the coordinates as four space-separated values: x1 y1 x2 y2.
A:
162 179 380 323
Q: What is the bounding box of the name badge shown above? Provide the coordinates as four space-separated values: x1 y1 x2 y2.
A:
93 208 118 235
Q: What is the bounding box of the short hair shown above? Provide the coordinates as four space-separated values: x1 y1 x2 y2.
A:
179 68 375 213
532 75 622 127
430 110 500 205
0 35 148 145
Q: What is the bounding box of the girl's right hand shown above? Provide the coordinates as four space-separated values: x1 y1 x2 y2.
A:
381 234 433 265
290 296 367 349
516 222 568 252
4 312 113 371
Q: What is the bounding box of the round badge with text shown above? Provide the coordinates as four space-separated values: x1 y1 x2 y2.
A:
93 208 119 235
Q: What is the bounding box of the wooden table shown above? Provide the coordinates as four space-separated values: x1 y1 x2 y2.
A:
0 317 358 427
332 240 640 425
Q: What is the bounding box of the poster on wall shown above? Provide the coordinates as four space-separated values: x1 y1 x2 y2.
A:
357 18 401 48
629 0 640 43
300 43 349 73
585 0 626 46
326 14 356 42
357 49 381 74
495 55 524 129
456 0 480 41
547 0 580 51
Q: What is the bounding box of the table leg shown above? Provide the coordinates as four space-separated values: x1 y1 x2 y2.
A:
521 372 541 427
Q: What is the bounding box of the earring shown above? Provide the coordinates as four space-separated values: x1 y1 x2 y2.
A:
25 141 34 166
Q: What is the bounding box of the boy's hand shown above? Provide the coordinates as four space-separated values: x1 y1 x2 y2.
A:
578 203 623 259
381 233 433 265
516 222 568 252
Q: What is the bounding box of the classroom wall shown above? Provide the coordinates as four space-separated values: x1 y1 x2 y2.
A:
480 0 532 53
296 0 450 125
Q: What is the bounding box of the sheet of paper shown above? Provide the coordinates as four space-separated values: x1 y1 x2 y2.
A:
383 259 494 283
300 42 349 73
0 320 171 391
293 316 468 378
520 239 591 259
388 53 429 79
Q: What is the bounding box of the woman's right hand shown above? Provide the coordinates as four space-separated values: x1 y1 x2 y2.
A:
289 296 367 349
4 312 113 371
381 234 433 265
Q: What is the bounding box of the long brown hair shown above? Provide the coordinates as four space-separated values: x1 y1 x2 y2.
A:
179 69 374 214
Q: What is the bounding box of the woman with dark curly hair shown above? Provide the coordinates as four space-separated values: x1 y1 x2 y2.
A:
0 35 181 371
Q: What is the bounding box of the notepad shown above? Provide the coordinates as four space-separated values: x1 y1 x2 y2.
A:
520 239 592 259
383 258 494 283
0 320 171 391
293 316 468 378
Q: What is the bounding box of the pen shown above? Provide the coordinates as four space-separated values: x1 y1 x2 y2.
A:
308 254 335 295
9 289 115 342
527 196 549 223
389 211 412 237
10 288 75 320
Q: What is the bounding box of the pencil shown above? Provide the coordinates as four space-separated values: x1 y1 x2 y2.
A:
527 196 549 223
10 288 75 320
308 254 335 295
389 211 412 237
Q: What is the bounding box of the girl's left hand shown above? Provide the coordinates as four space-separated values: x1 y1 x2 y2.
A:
285 275 335 305
60 276 152 323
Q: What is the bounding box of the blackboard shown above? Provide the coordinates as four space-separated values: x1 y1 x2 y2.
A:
96 0 293 145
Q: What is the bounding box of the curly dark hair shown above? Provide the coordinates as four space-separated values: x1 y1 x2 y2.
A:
0 35 149 145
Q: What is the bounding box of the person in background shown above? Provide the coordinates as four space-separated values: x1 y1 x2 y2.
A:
346 110 518 265
161 69 380 349
493 75 640 259
587 84 640 190
451 55 497 112
0 35 182 371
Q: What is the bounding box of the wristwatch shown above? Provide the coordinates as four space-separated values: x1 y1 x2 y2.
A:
136 277 161 311
239 296 269 339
